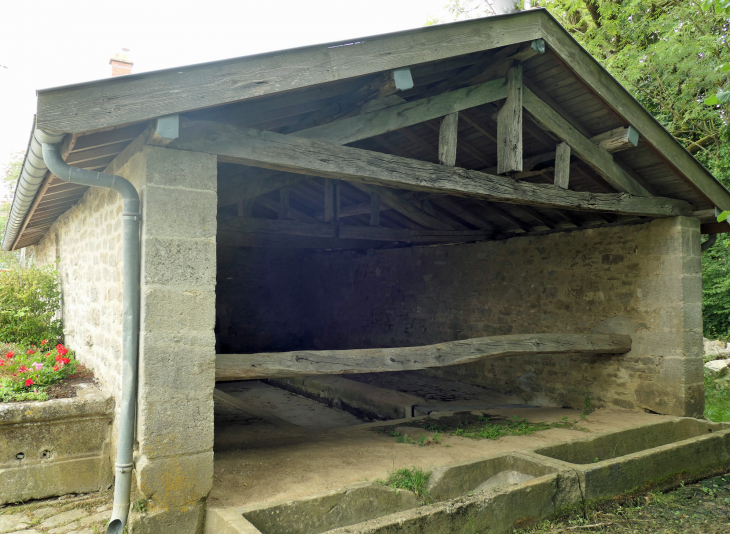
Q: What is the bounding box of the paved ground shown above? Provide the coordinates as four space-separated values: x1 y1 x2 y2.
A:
0 491 113 534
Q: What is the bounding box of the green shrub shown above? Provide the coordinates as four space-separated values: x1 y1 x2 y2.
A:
0 265 63 346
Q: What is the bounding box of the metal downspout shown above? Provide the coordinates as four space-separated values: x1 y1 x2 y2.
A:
41 138 140 534
702 233 718 253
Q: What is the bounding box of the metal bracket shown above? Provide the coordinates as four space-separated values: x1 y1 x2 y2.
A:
392 67 414 91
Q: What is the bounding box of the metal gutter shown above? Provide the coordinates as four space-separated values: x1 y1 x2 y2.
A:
1 123 64 251
42 141 141 534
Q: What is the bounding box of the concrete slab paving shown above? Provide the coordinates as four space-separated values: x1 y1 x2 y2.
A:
0 514 29 533
39 509 88 529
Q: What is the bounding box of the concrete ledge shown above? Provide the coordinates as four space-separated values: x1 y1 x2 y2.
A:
0 388 114 504
205 417 730 534
265 376 424 420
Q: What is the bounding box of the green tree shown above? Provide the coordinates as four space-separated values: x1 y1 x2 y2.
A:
0 156 23 269
436 1 730 337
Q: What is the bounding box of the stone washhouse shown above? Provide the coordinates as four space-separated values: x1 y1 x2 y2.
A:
4 8 730 534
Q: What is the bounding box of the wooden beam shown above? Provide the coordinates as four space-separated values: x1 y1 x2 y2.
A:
554 142 570 189
370 192 381 226
349 182 457 230
591 126 639 153
255 196 320 224
701 222 730 234
170 121 692 218
219 171 306 208
497 62 523 174
215 333 632 381
278 187 290 220
219 216 491 243
540 14 730 211
297 77 507 145
438 112 459 166
523 87 652 197
37 11 542 133
218 230 387 250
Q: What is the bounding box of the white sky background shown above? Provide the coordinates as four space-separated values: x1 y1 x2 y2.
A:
0 0 453 173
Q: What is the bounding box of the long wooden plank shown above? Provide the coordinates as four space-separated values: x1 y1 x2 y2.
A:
37 12 542 133
540 14 730 210
170 121 692 218
215 333 632 381
523 87 651 197
299 78 506 146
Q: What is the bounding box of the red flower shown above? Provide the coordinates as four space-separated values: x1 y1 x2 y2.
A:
27 349 35 355
56 344 68 356
41 340 47 345
53 365 59 371
60 357 70 365
25 378 34 387
0 361 4 366
5 352 14 359
19 365 27 373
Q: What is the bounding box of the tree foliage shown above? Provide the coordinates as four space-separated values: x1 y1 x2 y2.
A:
437 0 730 337
0 156 23 269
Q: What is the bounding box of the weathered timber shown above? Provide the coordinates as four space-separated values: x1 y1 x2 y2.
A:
316 200 391 220
215 333 632 381
591 126 639 153
523 87 652 197
255 196 321 225
701 222 730 234
218 230 387 250
296 77 506 145
541 14 730 210
279 187 290 219
554 142 571 189
349 182 456 230
370 192 381 226
439 112 459 166
497 63 523 174
218 216 490 242
170 121 693 218
38 12 542 133
218 171 306 207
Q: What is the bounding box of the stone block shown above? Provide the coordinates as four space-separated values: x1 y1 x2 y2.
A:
143 186 217 239
143 237 216 288
143 146 217 191
136 451 214 505
129 501 205 534
137 396 214 459
142 288 215 335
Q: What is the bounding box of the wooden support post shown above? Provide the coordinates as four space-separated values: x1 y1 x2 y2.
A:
324 178 334 223
370 192 380 226
497 62 523 174
278 187 290 220
438 112 459 166
237 200 254 218
554 142 571 189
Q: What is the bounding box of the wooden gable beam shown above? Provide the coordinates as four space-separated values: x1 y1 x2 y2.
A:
169 121 691 218
38 12 542 133
522 87 652 197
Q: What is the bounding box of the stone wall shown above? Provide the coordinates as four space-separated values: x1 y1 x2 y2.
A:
35 146 217 534
34 188 125 399
217 217 703 417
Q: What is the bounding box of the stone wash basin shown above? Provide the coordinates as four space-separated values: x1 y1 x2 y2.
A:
426 452 556 501
533 419 723 464
241 482 420 534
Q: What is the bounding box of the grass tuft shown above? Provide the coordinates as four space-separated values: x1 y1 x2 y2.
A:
379 465 432 504
704 371 730 421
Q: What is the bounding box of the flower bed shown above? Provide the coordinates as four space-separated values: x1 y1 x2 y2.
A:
0 341 80 402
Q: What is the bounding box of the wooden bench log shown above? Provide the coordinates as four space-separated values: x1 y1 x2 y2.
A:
215 333 632 381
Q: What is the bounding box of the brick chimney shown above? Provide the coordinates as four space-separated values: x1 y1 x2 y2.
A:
110 48 133 77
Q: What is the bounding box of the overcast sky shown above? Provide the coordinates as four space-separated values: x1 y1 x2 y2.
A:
0 0 453 172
